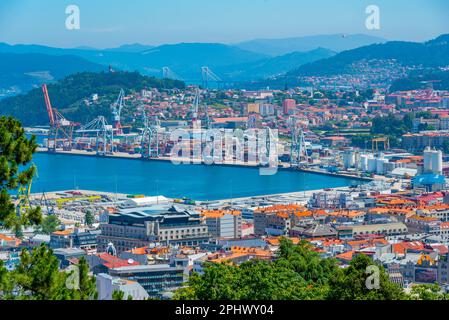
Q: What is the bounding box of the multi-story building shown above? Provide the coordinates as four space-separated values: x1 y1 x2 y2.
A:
202 210 242 239
282 99 296 115
402 132 449 151
49 228 100 252
108 264 186 299
438 252 449 285
405 215 441 235
246 103 260 114
96 273 149 300
50 229 74 249
98 205 209 253
337 222 408 239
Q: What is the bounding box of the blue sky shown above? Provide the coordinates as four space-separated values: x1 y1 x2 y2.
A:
0 0 448 48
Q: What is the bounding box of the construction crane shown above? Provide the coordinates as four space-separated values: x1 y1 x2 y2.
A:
290 119 310 168
42 84 77 151
140 110 161 159
77 116 115 156
111 89 125 134
201 66 222 89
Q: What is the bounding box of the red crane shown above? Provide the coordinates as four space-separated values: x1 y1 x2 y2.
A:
41 84 77 151
42 84 55 126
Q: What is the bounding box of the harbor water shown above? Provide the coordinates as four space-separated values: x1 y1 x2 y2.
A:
30 152 362 201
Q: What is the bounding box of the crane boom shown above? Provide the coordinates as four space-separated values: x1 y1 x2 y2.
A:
112 89 125 131
42 84 55 126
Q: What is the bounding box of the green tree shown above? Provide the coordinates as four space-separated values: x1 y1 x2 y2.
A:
112 290 125 300
40 215 60 234
71 257 98 300
174 238 336 300
0 116 42 234
327 254 407 300
409 283 449 300
84 210 95 227
12 245 72 300
0 260 14 299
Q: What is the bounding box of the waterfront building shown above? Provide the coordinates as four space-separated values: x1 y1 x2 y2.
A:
98 205 209 253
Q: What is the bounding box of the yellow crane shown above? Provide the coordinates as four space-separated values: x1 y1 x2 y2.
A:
16 165 37 216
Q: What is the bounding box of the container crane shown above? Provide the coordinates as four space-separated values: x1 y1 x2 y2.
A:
141 109 161 159
290 119 310 168
76 116 115 156
111 89 125 134
42 84 77 151
190 88 211 129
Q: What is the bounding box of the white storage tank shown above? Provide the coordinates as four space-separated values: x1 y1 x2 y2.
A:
423 147 443 174
343 151 356 169
423 147 433 173
432 149 443 174
367 157 377 173
360 154 374 172
376 158 389 175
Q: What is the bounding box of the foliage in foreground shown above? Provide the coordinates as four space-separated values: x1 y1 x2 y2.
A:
0 116 42 235
174 238 447 301
0 245 97 300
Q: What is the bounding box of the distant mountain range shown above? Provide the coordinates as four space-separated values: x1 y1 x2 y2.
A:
235 34 386 56
0 34 381 86
0 52 105 94
287 34 449 77
217 48 335 81
2 34 448 94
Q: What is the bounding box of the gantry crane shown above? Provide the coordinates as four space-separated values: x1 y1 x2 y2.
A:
42 84 78 151
77 116 115 156
140 109 161 159
289 118 310 168
191 88 211 129
111 89 125 134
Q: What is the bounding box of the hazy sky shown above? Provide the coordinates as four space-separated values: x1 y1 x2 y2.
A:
0 0 448 48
